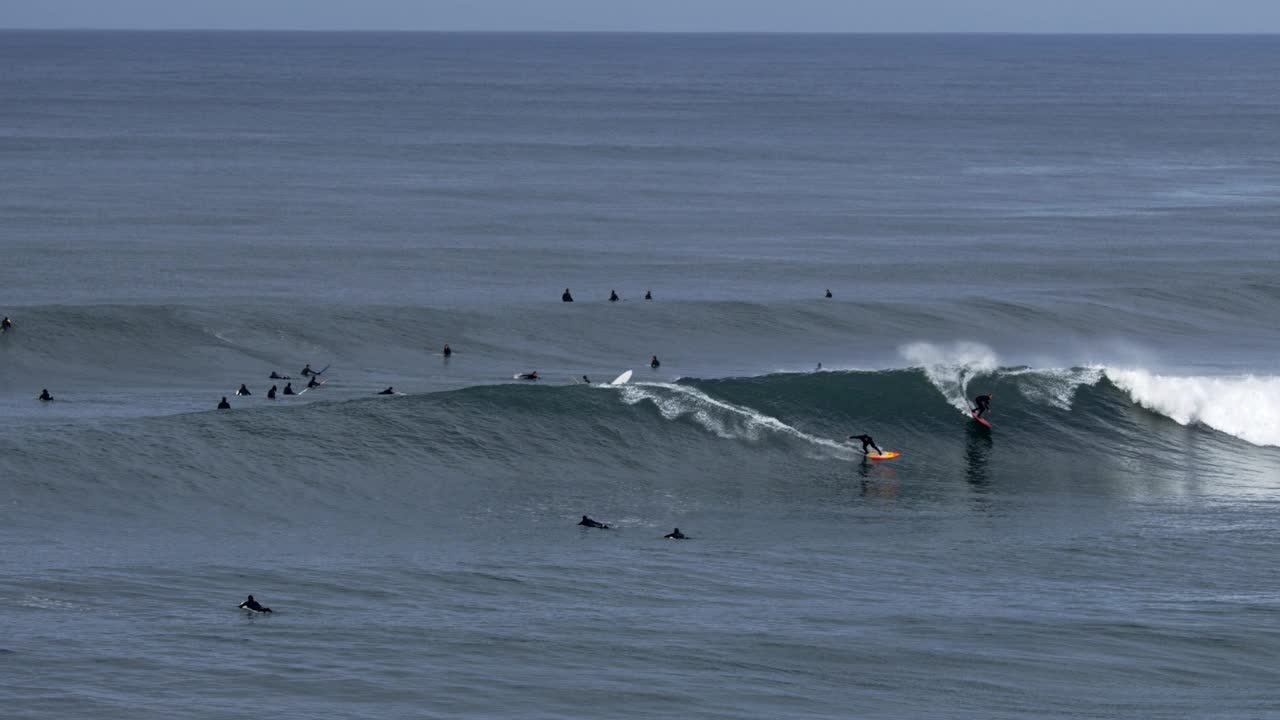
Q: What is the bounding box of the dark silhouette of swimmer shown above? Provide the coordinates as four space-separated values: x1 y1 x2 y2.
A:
378 387 395 395
562 288 574 302
816 362 822 370
848 434 882 456
825 289 832 298
644 290 652 300
1 316 11 332
517 372 539 380
236 384 251 396
217 397 231 410
239 595 272 613
283 383 296 395
664 528 687 539
307 375 321 388
579 515 609 529
973 394 993 419
269 371 289 380
582 375 591 384
443 344 452 357
301 364 314 376
38 388 53 401
267 385 278 399
609 290 619 302
650 355 660 369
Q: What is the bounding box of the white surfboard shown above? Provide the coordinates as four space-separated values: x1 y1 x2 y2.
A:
611 370 633 386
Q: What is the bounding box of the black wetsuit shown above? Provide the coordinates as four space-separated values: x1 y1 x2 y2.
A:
562 289 574 302
849 434 882 455
825 289 832 298
644 291 652 300
378 387 395 395
237 385 251 396
217 398 231 410
38 390 52 401
579 515 609 529
609 290 619 302
973 395 991 418
307 377 320 388
301 365 314 376
239 596 272 613
267 385 277 399
1 318 11 332
664 528 687 539
650 356 660 369
582 375 591 384
283 383 296 396
269 372 288 380
518 373 538 380
443 346 452 357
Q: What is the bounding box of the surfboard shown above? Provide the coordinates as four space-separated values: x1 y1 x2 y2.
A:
514 374 538 380
611 370 633 386
970 411 992 429
314 364 330 376
239 605 271 614
298 379 327 395
866 451 900 460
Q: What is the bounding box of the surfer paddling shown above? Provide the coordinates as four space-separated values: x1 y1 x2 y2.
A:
578 515 609 529
239 595 272 613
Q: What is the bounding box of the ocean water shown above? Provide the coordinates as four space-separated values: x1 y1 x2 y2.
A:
2 32 1280 719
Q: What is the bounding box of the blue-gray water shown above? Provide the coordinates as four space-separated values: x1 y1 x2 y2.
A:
2 32 1279 719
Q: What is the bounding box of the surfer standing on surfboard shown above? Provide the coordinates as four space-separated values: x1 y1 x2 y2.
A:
973 393 993 419
848 434 882 456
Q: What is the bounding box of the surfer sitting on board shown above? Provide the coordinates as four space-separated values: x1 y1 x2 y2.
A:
579 515 609 529
38 389 53 401
562 288 574 302
664 528 687 539
650 355 660 369
267 385 278 399
443 344 452 357
217 397 231 410
239 595 272 613
283 383 296 396
1 316 11 332
236 384 251 396
609 290 619 302
307 376 321 389
973 394 993 419
848 434 882 456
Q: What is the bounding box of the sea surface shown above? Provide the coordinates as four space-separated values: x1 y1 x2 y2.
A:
2 32 1280 719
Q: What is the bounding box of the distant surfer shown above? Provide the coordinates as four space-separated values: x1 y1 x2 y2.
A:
825 289 832 298
582 375 591 384
301 364 315 376
283 383 296 396
307 376 321 389
848 434 882 456
517 371 539 381
217 397 231 410
236 384 251 396
443 344 452 357
973 393 993 419
269 371 289 380
267 385 278 399
579 515 609 529
645 290 652 300
816 362 822 370
650 355 660 369
664 528 687 539
1 316 11 332
378 387 395 395
609 290 619 302
562 288 574 302
38 389 53 402
239 595 272 613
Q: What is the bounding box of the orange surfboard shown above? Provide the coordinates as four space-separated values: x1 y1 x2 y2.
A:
866 452 900 460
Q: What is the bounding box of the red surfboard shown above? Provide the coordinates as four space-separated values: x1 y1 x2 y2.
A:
970 411 992 429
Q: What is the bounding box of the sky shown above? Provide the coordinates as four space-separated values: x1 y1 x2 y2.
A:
3 0 1280 33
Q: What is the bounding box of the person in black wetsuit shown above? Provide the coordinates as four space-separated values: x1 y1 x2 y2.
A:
1 316 12 332
236 384 251 396
973 394 993 418
38 389 53 401
378 387 395 395
825 289 832 298
517 371 539 381
644 290 652 300
582 375 591 384
307 375 321 389
443 344 452 357
301 364 314 376
283 383 296 396
269 371 289 380
609 290 619 302
562 288 574 302
239 595 272 613
579 515 609 529
649 355 660 369
217 397 231 410
848 434 882 456
664 528 687 539
267 385 278 399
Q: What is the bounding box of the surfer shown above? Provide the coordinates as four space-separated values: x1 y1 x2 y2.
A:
236 384 251 396
443 344 452 357
267 385 278 399
650 355 660 369
269 371 289 380
38 389 53 402
562 288 574 302
239 595 272 613
307 375 321 389
664 528 687 539
283 383 296 396
582 375 591 384
1 316 11 332
645 290 652 300
578 515 609 529
609 290 619 302
973 393 993 419
301 364 314 376
825 289 832 298
816 362 822 370
378 387 395 395
517 372 539 381
848 434 883 456
217 397 231 410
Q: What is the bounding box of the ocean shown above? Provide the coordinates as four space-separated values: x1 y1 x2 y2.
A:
2 31 1279 719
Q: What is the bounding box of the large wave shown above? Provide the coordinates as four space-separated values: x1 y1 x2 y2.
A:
1104 368 1280 447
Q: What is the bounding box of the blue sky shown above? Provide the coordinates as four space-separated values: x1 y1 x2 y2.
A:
5 0 1280 33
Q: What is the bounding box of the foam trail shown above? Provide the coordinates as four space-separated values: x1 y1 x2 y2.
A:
1005 367 1104 410
1105 368 1280 447
900 341 999 414
614 382 861 460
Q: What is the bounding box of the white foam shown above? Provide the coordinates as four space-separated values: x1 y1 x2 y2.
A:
1006 366 1104 410
900 341 999 414
1105 368 1280 447
614 382 860 460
